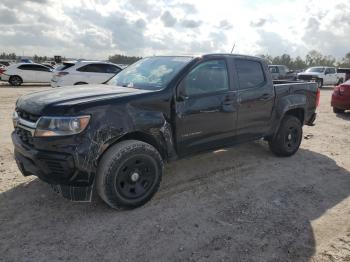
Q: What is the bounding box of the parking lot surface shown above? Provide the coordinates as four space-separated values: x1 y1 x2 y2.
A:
0 84 350 261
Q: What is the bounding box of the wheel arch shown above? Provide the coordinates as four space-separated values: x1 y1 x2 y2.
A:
269 94 307 140
284 108 305 124
74 82 88 85
96 130 170 167
9 75 23 83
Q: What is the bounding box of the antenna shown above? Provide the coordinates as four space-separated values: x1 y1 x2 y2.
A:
230 42 236 53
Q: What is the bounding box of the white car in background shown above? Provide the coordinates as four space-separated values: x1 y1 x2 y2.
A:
0 63 53 86
51 61 122 87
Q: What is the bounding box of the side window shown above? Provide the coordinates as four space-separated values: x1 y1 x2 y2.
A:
34 65 51 72
77 64 104 73
19 64 50 71
101 64 121 74
182 60 229 96
235 59 266 90
269 66 278 73
325 68 336 74
18 64 35 70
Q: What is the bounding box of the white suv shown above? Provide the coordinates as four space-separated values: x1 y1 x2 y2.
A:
51 61 122 87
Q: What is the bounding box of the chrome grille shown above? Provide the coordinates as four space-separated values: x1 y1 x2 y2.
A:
15 127 34 146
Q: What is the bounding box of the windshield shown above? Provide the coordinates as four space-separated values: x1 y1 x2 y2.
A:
306 67 325 73
107 56 193 90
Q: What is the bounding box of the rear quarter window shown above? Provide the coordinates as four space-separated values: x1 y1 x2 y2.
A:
77 64 106 73
235 59 266 90
56 63 75 71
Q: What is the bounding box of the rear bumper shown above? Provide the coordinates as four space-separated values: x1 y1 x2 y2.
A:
12 132 93 201
306 113 317 126
331 94 350 109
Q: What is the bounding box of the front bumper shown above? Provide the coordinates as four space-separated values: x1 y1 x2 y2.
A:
1 74 10 81
12 132 94 201
297 75 319 81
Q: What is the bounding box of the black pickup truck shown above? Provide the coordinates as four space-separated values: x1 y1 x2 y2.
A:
12 54 319 209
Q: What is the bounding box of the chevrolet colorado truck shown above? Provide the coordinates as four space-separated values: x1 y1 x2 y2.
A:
12 54 319 209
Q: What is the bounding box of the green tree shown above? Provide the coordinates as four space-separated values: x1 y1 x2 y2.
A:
305 50 335 67
338 52 350 67
108 54 142 65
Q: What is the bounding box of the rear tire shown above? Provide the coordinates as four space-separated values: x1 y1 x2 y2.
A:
9 75 23 86
269 115 302 157
96 140 163 210
333 107 345 114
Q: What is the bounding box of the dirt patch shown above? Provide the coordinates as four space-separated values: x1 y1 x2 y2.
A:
0 87 349 261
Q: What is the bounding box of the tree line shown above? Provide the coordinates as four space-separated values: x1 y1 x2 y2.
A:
259 50 350 70
108 54 142 65
1 50 350 68
0 52 142 65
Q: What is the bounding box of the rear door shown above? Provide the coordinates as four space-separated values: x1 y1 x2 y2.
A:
325 67 337 85
17 64 37 82
33 65 52 82
175 58 238 154
234 58 274 139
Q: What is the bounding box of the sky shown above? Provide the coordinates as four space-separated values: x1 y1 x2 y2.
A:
0 0 350 60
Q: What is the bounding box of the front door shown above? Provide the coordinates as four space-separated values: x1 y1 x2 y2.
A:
175 59 238 155
325 68 337 85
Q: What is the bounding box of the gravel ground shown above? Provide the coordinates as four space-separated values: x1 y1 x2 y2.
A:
0 83 350 262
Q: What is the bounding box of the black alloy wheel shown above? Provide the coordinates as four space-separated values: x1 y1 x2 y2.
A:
115 155 157 200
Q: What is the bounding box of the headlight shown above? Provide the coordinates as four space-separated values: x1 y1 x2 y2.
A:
34 115 90 137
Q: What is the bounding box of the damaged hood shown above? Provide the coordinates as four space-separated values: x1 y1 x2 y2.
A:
16 84 153 115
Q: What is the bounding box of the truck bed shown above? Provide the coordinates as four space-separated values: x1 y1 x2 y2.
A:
273 80 318 125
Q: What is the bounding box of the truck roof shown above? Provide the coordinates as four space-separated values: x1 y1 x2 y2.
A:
201 53 264 60
148 53 264 61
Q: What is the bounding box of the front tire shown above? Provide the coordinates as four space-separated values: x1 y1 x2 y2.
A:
9 75 23 86
96 140 163 209
269 115 303 157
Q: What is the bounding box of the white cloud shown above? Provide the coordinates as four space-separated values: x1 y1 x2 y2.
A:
0 0 349 59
